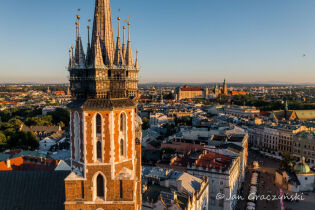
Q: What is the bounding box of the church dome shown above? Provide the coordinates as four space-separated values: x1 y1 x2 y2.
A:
294 157 311 174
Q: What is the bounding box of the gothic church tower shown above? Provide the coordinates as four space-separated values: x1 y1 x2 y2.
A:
64 0 142 209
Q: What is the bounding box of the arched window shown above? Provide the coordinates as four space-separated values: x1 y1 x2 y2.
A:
120 113 126 132
97 141 102 160
120 139 124 156
97 175 104 198
96 114 102 135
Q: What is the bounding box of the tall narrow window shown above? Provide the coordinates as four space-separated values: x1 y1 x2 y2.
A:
120 139 124 156
96 114 102 161
97 141 102 160
97 175 104 198
74 112 80 161
120 180 123 199
120 113 126 132
96 114 102 135
81 181 84 199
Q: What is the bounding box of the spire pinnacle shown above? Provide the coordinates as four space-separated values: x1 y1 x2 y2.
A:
93 34 105 67
127 21 131 41
125 22 134 66
68 48 73 68
114 17 125 66
74 14 86 67
122 25 126 59
86 20 92 66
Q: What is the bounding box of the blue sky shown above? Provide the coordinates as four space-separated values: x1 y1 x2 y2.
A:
1 0 315 84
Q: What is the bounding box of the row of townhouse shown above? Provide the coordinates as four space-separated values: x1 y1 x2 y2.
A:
248 125 315 166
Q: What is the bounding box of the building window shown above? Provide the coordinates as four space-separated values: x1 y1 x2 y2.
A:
211 197 215 205
74 112 80 161
95 114 103 162
120 180 123 198
97 141 102 160
120 113 126 132
97 175 104 198
96 114 102 135
81 181 84 199
120 139 125 157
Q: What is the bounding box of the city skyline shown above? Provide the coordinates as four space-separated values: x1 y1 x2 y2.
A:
1 0 315 84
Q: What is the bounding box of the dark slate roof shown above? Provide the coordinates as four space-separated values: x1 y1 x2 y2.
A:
68 98 137 110
0 171 69 210
219 143 243 153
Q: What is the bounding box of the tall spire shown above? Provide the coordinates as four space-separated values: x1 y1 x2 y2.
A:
92 0 115 66
114 17 125 66
86 20 92 66
74 15 86 67
125 22 134 66
122 25 126 60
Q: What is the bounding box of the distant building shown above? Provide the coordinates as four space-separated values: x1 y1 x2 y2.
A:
275 157 315 192
177 85 204 100
0 150 59 171
270 101 315 121
176 79 235 100
170 150 242 210
142 167 209 210
292 132 315 166
20 124 62 140
54 91 65 96
223 105 260 118
150 112 169 128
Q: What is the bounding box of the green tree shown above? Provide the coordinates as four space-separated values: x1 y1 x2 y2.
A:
8 118 23 129
0 132 6 145
49 108 70 127
25 115 53 126
142 117 149 130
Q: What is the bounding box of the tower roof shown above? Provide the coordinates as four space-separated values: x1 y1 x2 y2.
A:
294 157 311 174
91 0 115 66
93 34 105 67
74 17 86 67
125 22 134 66
114 17 125 66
